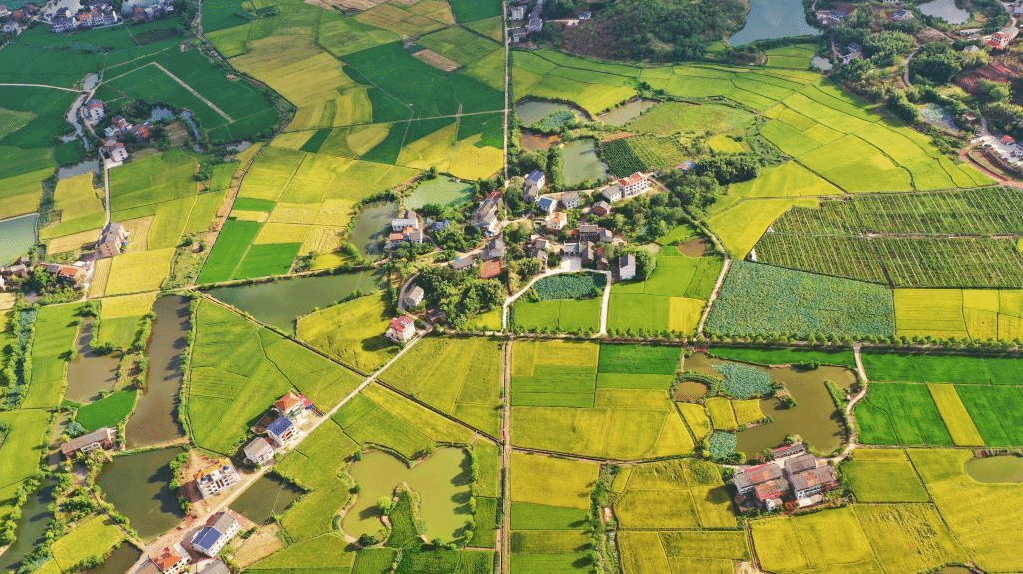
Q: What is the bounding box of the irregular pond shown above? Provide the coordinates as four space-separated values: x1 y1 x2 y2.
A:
965 456 1023 483
208 270 385 333
562 138 609 187
66 317 121 403
597 99 656 127
520 130 561 151
57 159 99 180
124 296 188 448
0 480 54 573
515 100 585 125
683 352 854 456
79 542 142 574
341 448 472 544
350 202 397 259
232 474 304 525
729 0 820 46
97 447 185 540
0 214 38 266
405 177 473 210
918 0 970 24
674 381 708 401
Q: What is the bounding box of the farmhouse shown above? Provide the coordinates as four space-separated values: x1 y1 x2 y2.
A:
479 260 502 279
601 184 623 203
391 210 419 232
266 415 296 447
508 26 527 42
771 442 806 459
190 512 240 557
483 237 506 260
618 254 636 280
194 459 241 498
732 462 784 496
404 285 425 308
536 196 557 215
545 211 568 231
60 427 117 458
617 172 650 197
524 170 546 200
274 391 307 419
590 200 611 216
97 222 129 258
790 466 838 499
472 192 502 235
385 315 416 343
890 8 913 21
108 142 129 163
243 437 274 466
42 263 85 287
197 561 230 574
815 8 849 26
84 99 105 122
151 543 189 574
840 43 863 64
451 255 476 270
561 190 580 209
578 224 612 243
732 445 839 511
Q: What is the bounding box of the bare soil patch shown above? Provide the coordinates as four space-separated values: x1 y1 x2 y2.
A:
413 48 460 72
678 237 708 257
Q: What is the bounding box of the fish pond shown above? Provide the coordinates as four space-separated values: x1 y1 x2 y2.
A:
515 99 585 125
0 480 55 573
519 130 561 151
97 447 185 540
597 99 656 126
79 543 142 574
231 474 304 524
561 138 609 187
729 0 819 46
918 0 970 24
684 352 854 456
65 317 120 403
405 177 473 210
965 456 1023 483
208 270 385 333
124 296 188 448
0 214 37 265
350 202 397 259
341 448 472 544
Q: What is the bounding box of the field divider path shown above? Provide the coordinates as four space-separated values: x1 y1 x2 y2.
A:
697 257 731 336
500 337 512 574
104 62 233 122
0 83 84 93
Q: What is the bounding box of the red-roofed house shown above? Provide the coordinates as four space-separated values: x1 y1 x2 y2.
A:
1003 135 1016 145
84 99 105 122
385 315 416 343
151 543 189 574
274 391 306 419
479 260 502 279
617 172 650 197
109 142 128 162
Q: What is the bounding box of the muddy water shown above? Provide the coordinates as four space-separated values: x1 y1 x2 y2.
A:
79 542 142 574
683 353 855 455
208 270 385 333
674 381 708 401
97 447 185 540
341 448 472 544
0 480 54 573
66 318 121 403
520 130 561 151
232 474 304 525
965 456 1023 483
597 99 656 126
350 202 397 259
124 296 189 448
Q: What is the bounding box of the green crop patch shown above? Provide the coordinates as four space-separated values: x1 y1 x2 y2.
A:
232 198 276 212
510 503 589 530
600 134 687 175
513 298 601 333
956 385 1023 446
861 352 1023 385
75 390 138 432
855 382 953 447
449 0 501 22
844 457 929 502
231 242 301 279
25 304 84 409
109 151 198 213
198 219 263 283
531 273 605 300
597 344 681 375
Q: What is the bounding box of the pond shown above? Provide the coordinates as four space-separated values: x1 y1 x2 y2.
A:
341 448 472 544
965 456 1023 483
0 480 54 573
674 381 708 401
520 130 561 151
515 100 585 125
597 99 656 127
729 0 820 46
684 353 855 456
208 270 385 333
79 543 142 574
231 474 304 525
405 177 473 210
0 214 38 266
561 138 609 188
66 317 121 403
350 202 397 259
124 296 188 448
918 0 970 24
57 160 99 180
97 447 185 540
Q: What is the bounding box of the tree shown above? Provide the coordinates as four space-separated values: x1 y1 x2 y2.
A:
910 43 964 84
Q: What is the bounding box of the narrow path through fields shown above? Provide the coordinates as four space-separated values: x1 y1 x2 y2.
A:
697 257 730 336
499 338 512 574
0 83 84 92
502 267 612 331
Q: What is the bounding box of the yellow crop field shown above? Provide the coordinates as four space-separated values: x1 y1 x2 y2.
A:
51 172 103 217
253 222 310 244
752 507 875 573
239 146 305 200
854 504 966 574
732 399 765 426
0 168 50 218
706 397 737 430
296 293 395 372
50 515 125 571
45 228 101 254
89 257 111 298
396 124 503 180
101 292 157 319
510 453 598 509
677 402 711 440
893 289 1023 341
104 248 176 296
708 197 819 258
668 296 704 333
928 383 984 446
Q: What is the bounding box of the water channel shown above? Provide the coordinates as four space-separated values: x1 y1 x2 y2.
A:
350 202 397 259
96 447 185 541
341 448 472 544
65 317 120 403
123 296 189 448
0 480 54 573
207 270 385 333
561 138 609 187
0 214 38 266
231 474 304 525
918 0 970 24
729 0 820 46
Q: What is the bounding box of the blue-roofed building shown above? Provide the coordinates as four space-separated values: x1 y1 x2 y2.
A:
536 196 557 215
266 416 295 448
190 512 239 557
523 170 546 200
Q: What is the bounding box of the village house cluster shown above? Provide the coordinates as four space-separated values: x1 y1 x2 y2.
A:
507 0 544 43
83 99 155 166
134 514 237 574
980 134 1023 175
731 443 839 512
0 2 38 35
49 0 118 33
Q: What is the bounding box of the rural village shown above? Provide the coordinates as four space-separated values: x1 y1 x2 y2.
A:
0 0 1023 573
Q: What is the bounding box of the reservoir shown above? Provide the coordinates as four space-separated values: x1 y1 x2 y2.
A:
729 0 820 46
0 480 54 573
965 456 1023 483
232 474 304 524
515 100 585 125
597 99 656 127
124 296 189 448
